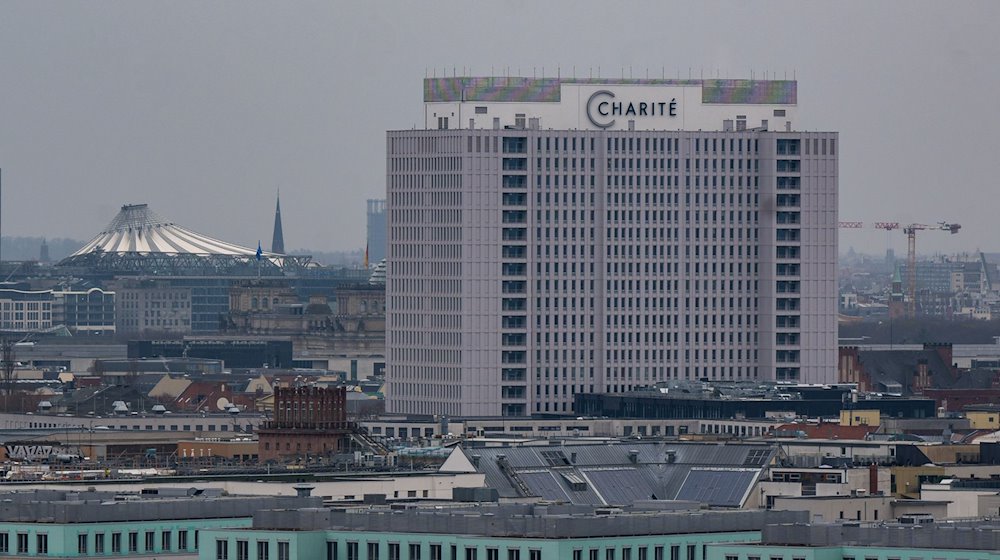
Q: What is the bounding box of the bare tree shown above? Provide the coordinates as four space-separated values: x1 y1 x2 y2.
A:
0 338 15 397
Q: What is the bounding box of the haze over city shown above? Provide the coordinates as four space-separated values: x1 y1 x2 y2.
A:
0 1 997 255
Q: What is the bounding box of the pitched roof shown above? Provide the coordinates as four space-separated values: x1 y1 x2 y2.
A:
460 441 773 508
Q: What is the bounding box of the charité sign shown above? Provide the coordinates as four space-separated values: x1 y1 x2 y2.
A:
585 89 678 129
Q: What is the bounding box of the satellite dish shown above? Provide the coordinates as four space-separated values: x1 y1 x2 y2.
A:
216 397 231 411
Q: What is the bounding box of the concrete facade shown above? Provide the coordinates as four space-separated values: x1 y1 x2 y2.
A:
386 77 837 417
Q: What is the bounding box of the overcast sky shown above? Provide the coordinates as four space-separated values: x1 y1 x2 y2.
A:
1 1 997 256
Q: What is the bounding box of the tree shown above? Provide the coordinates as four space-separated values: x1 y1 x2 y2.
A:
0 338 15 396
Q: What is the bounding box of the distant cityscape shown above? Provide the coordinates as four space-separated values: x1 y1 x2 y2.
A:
0 71 999 560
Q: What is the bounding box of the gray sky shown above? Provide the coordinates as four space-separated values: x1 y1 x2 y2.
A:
1 1 998 256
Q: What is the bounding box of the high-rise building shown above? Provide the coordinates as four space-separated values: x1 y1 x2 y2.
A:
366 199 387 266
386 77 837 417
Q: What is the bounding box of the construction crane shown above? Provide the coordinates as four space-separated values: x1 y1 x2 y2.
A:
839 220 961 316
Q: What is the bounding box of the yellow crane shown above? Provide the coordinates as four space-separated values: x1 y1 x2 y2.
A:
839 220 961 316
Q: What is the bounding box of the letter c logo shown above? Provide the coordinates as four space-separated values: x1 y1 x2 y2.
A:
586 90 615 129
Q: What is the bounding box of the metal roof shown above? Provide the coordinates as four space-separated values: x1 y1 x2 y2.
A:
465 442 774 507
674 468 761 507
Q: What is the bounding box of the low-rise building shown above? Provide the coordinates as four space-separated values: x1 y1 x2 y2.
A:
199 503 807 560
0 488 318 558
708 520 1000 560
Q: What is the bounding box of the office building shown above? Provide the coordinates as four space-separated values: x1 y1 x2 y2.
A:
0 285 53 331
707 520 1000 560
199 502 806 560
0 488 318 558
367 199 387 266
387 76 837 416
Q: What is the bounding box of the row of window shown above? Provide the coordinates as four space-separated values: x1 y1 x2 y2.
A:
0 528 196 556
217 539 288 560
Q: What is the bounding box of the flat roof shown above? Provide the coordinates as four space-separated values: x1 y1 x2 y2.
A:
252 503 807 537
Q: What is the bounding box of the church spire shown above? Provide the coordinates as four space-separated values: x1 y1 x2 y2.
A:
271 191 285 254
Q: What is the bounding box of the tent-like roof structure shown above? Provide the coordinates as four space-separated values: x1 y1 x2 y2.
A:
72 204 263 257
59 204 311 276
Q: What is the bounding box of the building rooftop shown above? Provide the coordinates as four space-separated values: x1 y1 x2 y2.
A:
424 77 797 105
452 441 774 508
761 521 1000 551
0 488 320 524
252 502 807 537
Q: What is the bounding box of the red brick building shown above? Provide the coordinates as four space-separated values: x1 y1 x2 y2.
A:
257 385 350 462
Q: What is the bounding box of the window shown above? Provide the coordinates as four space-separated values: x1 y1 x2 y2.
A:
279 541 291 560
412 544 424 560
146 530 156 551
431 544 443 560
217 539 230 560
129 531 139 553
17 533 27 554
670 546 679 560
0 533 7 553
530 551 541 560
328 541 339 560
487 548 499 560
112 533 122 554
36 533 48 554
238 540 249 560
509 549 521 560
259 541 271 560
348 542 359 560
368 542 380 560
687 545 696 560
78 533 89 554
390 543 401 560
466 547 479 560
608 550 616 560
179 530 189 550
163 531 172 551
95 533 105 554
726 556 738 560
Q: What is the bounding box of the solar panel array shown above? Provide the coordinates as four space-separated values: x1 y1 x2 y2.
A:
674 469 759 507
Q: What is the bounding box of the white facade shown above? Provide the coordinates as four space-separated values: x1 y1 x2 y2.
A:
387 77 837 417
